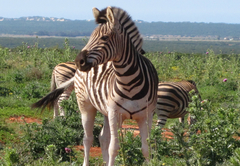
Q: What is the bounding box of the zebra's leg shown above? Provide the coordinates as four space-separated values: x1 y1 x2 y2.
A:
99 115 110 164
136 111 153 161
77 99 97 166
187 113 196 125
179 116 185 128
156 110 170 128
187 113 191 125
53 99 59 118
107 111 124 166
179 116 184 123
58 85 74 116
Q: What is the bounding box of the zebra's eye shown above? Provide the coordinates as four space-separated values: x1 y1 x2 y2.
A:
100 36 109 41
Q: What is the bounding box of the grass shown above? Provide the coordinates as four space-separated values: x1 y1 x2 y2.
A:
1 40 240 165
0 107 52 119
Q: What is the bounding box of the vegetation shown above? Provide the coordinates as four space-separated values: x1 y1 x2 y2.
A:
1 40 240 165
1 37 240 54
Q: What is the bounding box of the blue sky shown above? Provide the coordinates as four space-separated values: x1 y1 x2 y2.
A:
1 0 240 23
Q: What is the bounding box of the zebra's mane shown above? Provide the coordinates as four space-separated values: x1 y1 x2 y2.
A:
187 80 197 86
95 7 143 53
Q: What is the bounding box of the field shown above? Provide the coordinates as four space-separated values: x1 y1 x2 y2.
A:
1 39 240 165
1 36 240 54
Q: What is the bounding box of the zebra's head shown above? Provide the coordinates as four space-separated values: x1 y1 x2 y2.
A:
75 6 143 72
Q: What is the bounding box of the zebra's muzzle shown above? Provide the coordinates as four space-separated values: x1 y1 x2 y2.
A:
75 50 92 72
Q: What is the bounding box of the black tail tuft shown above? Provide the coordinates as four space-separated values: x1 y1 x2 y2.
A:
31 87 65 113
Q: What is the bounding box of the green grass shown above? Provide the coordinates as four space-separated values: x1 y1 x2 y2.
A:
0 107 52 119
1 41 240 165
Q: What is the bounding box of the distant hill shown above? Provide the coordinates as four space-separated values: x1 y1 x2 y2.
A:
0 16 240 38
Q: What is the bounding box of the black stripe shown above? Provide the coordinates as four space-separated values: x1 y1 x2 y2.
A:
121 16 131 28
158 114 169 118
158 95 181 108
59 64 76 73
157 102 175 108
55 70 72 79
125 22 135 32
157 108 172 113
115 101 147 119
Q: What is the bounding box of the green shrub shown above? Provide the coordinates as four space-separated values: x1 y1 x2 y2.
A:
21 81 48 99
18 93 101 164
228 148 240 166
116 129 145 166
165 91 240 165
0 121 16 145
0 87 13 97
13 70 24 83
3 148 19 166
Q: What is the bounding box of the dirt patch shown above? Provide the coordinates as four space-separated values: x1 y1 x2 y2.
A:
6 116 174 140
121 124 140 137
121 124 174 139
5 116 174 157
7 116 42 124
74 146 102 157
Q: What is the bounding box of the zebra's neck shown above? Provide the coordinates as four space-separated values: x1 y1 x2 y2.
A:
111 44 149 100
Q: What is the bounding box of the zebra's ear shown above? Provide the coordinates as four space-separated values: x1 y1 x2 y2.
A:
93 7 108 24
92 7 100 21
106 6 115 25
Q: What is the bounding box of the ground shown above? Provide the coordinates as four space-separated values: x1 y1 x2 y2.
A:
5 116 174 157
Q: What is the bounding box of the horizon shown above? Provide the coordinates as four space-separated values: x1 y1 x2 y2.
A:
1 16 240 25
1 0 240 24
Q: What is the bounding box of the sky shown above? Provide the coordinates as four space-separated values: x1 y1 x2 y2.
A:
1 0 240 24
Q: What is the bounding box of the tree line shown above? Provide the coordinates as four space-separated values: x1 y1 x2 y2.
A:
0 18 240 37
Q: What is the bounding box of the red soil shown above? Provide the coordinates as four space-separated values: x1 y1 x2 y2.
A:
74 145 102 157
7 115 42 124
6 116 240 160
5 116 174 158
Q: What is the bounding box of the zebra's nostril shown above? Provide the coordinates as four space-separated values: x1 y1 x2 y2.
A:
79 59 85 66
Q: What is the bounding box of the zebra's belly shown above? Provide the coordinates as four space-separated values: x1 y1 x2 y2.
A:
168 109 188 118
107 98 156 118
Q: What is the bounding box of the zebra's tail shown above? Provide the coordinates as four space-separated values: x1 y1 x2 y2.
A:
31 77 74 112
188 80 203 101
50 70 57 91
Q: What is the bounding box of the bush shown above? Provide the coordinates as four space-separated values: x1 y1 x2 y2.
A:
21 81 48 99
2 147 19 166
161 91 240 165
116 129 145 166
17 93 101 164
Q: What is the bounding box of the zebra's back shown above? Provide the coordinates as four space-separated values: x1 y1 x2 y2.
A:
51 62 76 91
50 62 76 118
156 80 199 126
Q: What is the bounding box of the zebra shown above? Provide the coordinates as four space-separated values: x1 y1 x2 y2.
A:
49 63 200 128
32 6 159 166
50 62 76 118
49 50 145 118
156 80 201 127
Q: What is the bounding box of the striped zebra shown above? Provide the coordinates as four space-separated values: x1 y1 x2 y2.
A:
49 63 200 128
32 7 159 166
50 62 76 118
156 80 201 127
50 49 144 118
